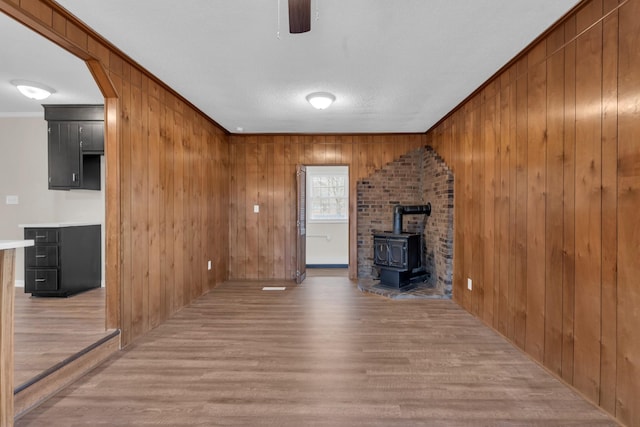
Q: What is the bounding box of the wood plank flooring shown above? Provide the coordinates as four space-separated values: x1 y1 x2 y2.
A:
17 277 616 426
306 268 348 277
14 287 108 388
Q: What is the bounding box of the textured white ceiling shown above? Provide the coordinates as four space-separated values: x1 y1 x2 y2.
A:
0 13 103 117
3 1 579 132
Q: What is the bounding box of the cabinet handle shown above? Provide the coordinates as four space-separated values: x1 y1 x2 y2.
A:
35 278 46 282
80 140 83 148
72 173 77 182
35 235 46 239
35 255 47 258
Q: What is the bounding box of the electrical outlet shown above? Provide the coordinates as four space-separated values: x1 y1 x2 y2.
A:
5 195 18 205
207 260 212 271
467 278 473 291
253 205 260 213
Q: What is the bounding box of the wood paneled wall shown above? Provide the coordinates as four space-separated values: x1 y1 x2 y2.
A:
113 73 229 346
428 0 639 424
3 0 638 425
0 0 230 350
228 135 426 280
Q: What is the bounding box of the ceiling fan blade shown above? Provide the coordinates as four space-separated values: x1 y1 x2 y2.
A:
289 0 311 34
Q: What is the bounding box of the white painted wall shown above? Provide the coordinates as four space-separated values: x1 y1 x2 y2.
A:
306 222 349 265
305 166 349 265
0 116 105 285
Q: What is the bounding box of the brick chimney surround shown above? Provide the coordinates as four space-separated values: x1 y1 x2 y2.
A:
357 146 453 299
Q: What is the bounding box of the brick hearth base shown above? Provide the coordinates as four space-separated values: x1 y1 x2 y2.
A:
357 279 449 300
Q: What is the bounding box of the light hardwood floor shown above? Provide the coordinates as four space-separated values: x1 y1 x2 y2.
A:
17 277 616 426
306 268 349 277
14 287 108 388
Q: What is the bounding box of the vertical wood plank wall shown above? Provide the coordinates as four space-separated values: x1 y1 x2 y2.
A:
428 0 639 424
107 59 229 346
228 135 426 281
0 0 231 348
2 0 638 425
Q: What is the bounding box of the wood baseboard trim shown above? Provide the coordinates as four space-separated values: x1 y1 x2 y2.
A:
14 329 120 419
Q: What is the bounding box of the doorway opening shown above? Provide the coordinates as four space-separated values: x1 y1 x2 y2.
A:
0 11 115 402
304 166 349 278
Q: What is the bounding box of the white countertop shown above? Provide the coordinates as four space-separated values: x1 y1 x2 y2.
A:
18 222 101 228
0 240 34 250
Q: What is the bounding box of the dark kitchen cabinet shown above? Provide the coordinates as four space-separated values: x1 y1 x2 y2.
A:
78 121 104 154
24 225 101 297
47 121 81 189
44 105 104 191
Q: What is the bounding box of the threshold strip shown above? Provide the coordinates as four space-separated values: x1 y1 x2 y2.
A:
14 329 121 394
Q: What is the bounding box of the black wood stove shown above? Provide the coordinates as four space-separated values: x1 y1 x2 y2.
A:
373 204 431 288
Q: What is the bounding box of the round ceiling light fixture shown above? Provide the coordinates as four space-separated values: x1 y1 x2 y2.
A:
10 79 56 100
306 92 335 110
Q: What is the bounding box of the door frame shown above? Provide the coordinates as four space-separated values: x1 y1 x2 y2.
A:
304 165 350 269
296 164 352 280
295 165 306 283
0 6 121 332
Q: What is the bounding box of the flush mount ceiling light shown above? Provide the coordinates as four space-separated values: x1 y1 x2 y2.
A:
10 79 56 100
306 92 335 110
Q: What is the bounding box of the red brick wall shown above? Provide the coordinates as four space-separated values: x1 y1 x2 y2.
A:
422 147 454 296
357 146 453 296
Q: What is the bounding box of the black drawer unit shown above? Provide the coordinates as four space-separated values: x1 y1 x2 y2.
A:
24 228 59 243
25 269 59 292
24 225 101 297
25 246 59 268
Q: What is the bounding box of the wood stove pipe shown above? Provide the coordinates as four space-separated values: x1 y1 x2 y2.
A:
392 203 431 234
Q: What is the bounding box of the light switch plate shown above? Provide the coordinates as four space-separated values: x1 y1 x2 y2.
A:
467 278 473 291
5 195 18 205
253 205 260 213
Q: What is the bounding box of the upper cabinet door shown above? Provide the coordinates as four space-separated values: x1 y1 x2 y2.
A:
48 122 81 189
79 122 104 154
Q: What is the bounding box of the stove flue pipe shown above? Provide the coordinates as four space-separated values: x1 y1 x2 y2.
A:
392 203 431 234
